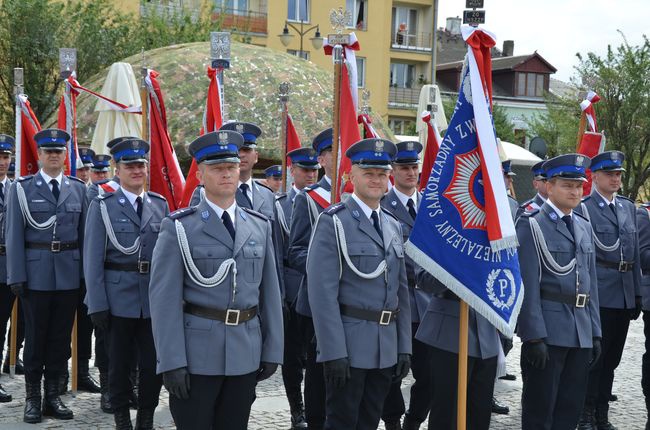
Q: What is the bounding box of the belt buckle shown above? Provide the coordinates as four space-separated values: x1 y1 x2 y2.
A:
50 241 61 253
379 310 392 326
138 260 150 274
576 294 587 308
225 309 241 326
618 261 629 272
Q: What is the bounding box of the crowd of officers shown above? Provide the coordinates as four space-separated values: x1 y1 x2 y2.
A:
0 122 647 430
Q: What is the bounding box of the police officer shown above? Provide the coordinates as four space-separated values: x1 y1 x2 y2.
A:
6 128 87 423
307 138 411 430
287 128 334 430
87 136 133 203
77 147 95 185
90 154 112 184
264 164 283 193
516 160 548 218
636 202 650 428
7 159 15 180
503 160 519 218
516 154 602 430
84 138 167 430
576 150 641 429
149 130 283 429
379 141 431 430
276 147 319 429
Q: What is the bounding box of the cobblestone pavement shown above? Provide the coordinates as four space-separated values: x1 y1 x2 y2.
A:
0 319 646 429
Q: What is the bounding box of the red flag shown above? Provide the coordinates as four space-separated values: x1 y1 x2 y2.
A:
578 131 606 196
57 77 80 176
336 62 361 200
357 113 378 139
419 111 442 191
285 114 301 166
16 95 41 176
180 67 223 207
146 70 185 211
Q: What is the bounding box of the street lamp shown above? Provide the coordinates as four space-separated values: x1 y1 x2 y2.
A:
278 20 323 58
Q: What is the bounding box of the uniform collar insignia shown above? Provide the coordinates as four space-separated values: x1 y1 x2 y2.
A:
201 210 209 220
118 197 126 205
352 210 360 218
598 202 604 207
549 212 558 221
391 200 397 207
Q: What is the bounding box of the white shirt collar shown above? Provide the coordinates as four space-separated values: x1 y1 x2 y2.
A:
393 187 417 211
351 193 381 222
0 177 7 188
120 187 145 210
546 199 572 219
594 188 616 206
205 198 237 226
39 169 63 186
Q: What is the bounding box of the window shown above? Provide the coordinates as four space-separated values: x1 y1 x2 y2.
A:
389 118 416 135
287 49 310 60
356 57 366 88
516 72 546 97
390 63 415 88
288 0 309 22
391 7 418 46
216 0 248 13
346 0 367 30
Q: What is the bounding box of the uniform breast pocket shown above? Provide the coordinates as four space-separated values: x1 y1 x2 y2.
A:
62 202 82 225
113 221 136 245
547 242 573 266
595 224 618 244
346 242 382 273
392 240 405 259
29 202 53 223
242 245 263 283
192 245 232 278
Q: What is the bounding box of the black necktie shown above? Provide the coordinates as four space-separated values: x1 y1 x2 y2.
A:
135 196 143 219
50 179 60 201
222 211 236 241
371 211 383 241
406 198 417 220
239 183 252 208
0 183 4 201
609 202 617 217
562 215 574 238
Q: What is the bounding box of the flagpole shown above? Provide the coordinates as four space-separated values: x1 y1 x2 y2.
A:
457 300 469 430
576 91 587 151
330 44 343 204
140 50 150 192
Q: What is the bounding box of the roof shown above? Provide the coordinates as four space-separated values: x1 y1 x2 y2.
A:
437 52 557 74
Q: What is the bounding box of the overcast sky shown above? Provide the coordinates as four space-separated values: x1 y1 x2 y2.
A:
437 0 648 81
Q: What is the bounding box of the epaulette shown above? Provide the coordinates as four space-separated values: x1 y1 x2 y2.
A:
641 202 650 208
17 175 33 182
275 192 288 201
147 191 167 201
518 198 532 209
97 192 114 200
520 208 539 217
617 195 634 204
169 206 196 220
95 179 109 185
306 183 321 191
574 211 589 222
67 176 85 184
241 206 269 220
325 203 345 215
254 181 274 193
381 207 399 221
582 195 592 202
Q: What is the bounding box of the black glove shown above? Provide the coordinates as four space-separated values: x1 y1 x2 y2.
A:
393 354 411 382
590 338 602 368
90 311 110 331
163 367 190 400
522 341 549 370
501 337 514 356
631 296 643 320
256 362 278 382
9 283 25 298
323 358 350 389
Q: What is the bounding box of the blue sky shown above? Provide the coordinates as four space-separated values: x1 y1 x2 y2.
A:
438 0 648 81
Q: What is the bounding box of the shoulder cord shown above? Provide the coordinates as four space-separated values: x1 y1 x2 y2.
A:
305 193 319 227
580 202 620 252
529 217 576 280
275 200 290 237
99 200 140 255
332 214 387 280
15 182 56 231
97 186 104 196
174 219 237 290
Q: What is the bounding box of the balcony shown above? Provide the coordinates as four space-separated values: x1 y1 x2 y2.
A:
388 86 423 110
212 8 267 35
140 3 200 22
390 31 432 52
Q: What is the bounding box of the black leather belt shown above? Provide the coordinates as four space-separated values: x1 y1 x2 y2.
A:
0 244 5 256
104 261 150 274
596 259 634 273
433 290 460 301
339 304 399 326
541 290 589 308
26 241 78 253
183 303 257 326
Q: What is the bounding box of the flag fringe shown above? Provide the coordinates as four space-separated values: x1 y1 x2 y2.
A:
405 241 522 338
489 235 519 252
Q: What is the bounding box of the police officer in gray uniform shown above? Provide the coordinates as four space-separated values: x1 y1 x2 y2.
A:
637 202 650 429
288 128 334 430
86 136 133 203
90 154 112 184
516 154 602 430
307 138 411 430
576 150 641 430
84 138 168 430
149 130 283 430
6 128 87 423
276 147 320 429
380 141 432 430
264 164 283 194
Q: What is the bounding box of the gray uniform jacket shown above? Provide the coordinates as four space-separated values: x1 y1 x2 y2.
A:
516 203 601 348
516 193 545 219
306 198 411 369
0 179 12 284
276 187 302 303
6 172 87 290
636 205 650 310
83 188 169 319
415 269 500 359
87 176 120 203
380 189 431 323
288 176 331 316
576 193 641 309
149 200 284 376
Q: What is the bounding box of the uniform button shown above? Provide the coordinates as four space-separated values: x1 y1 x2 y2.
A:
185 322 190 327
208 253 212 257
141 229 145 233
254 251 258 256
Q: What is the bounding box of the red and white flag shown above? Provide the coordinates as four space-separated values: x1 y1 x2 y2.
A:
144 70 185 211
580 91 600 132
57 77 81 176
16 95 41 177
578 91 605 195
419 110 442 191
285 114 302 167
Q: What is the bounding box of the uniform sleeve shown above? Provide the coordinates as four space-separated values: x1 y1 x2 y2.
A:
516 216 548 342
588 230 602 338
288 192 311 275
270 204 286 301
86 184 99 203
83 199 109 314
259 219 284 364
6 182 26 285
637 207 650 271
78 185 88 280
306 213 347 362
396 225 412 355
149 217 188 374
632 205 642 298
415 266 447 295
